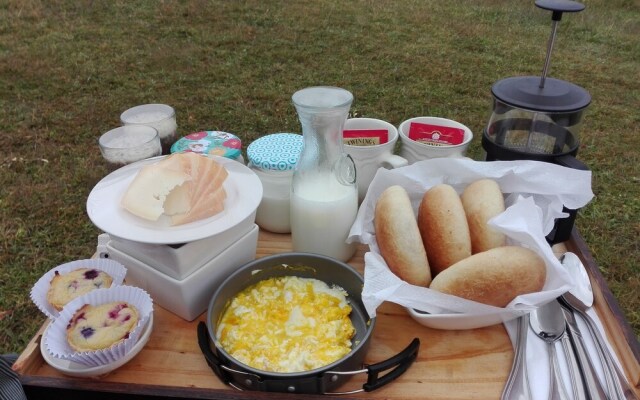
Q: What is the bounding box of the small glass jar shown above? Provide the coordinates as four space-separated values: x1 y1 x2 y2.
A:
247 133 303 233
120 104 177 154
98 125 161 170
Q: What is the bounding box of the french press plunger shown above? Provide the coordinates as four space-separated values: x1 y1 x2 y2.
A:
482 0 591 244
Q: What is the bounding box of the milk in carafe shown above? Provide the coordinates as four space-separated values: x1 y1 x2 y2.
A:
290 173 358 261
290 86 358 262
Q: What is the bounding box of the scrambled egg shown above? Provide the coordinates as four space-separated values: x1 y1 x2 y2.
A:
216 276 355 373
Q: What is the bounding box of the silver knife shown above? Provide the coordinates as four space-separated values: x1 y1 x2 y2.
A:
561 303 609 400
501 314 533 400
560 327 589 400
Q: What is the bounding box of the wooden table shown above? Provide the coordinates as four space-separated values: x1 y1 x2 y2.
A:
13 229 640 399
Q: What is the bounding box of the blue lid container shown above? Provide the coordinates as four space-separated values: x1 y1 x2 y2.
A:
247 133 303 171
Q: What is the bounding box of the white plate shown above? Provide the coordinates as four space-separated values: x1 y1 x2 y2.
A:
40 313 154 378
406 307 528 330
87 155 262 244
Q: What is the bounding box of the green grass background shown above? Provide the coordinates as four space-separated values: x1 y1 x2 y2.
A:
1 0 638 354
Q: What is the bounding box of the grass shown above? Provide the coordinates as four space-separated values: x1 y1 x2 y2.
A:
1 0 638 354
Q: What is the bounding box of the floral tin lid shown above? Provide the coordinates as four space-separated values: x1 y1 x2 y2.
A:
170 131 242 160
247 133 303 171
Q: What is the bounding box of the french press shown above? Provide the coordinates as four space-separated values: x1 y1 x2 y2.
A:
482 0 590 244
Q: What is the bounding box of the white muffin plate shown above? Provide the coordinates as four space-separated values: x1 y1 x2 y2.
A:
40 313 153 378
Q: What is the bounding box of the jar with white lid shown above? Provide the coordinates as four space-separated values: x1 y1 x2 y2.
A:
247 133 303 233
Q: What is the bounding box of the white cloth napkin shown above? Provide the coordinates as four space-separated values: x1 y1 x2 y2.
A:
503 307 624 399
348 158 594 321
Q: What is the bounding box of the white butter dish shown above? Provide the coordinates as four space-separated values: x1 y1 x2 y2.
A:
107 213 255 280
97 224 259 321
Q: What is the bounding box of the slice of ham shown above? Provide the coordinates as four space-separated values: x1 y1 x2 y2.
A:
171 184 227 225
191 152 216 201
171 156 229 225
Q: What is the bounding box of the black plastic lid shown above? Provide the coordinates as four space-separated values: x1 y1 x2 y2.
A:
492 76 591 113
535 0 585 21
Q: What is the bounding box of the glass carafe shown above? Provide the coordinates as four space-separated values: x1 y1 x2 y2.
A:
290 86 358 262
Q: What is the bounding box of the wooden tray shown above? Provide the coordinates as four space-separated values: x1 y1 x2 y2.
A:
13 229 640 399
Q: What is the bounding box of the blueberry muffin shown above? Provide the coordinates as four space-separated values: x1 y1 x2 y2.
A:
66 302 139 352
47 268 113 311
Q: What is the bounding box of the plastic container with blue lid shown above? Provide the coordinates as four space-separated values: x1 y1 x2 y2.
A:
170 131 244 163
247 133 303 233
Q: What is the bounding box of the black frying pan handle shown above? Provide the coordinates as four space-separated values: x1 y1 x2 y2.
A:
197 321 230 385
363 338 420 392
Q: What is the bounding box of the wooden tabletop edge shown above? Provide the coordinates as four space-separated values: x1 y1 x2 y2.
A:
567 229 640 388
19 375 343 400
12 320 49 375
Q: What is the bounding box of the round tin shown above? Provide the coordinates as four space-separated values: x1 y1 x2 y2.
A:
171 131 243 161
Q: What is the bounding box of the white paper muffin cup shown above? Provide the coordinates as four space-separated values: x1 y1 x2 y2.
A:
43 285 153 367
31 258 127 319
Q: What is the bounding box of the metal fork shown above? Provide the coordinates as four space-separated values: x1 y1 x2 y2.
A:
560 254 638 400
501 314 533 400
560 293 637 400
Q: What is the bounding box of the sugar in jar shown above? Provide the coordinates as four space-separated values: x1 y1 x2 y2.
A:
247 133 303 233
120 104 177 155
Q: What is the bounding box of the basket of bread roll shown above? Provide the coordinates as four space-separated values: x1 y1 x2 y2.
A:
348 157 594 330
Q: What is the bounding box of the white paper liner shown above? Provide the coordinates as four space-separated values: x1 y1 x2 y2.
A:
348 158 594 323
31 258 128 320
43 285 153 367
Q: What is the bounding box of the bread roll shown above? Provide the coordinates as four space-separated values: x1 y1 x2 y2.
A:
417 184 471 276
375 186 431 287
429 246 546 307
461 179 506 253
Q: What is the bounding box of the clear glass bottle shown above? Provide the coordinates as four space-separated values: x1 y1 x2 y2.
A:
290 86 358 261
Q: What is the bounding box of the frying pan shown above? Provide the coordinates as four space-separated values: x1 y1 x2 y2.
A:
197 252 419 394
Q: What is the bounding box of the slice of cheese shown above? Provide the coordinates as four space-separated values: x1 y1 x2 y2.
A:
120 152 228 225
121 165 191 221
171 185 226 225
163 183 192 216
